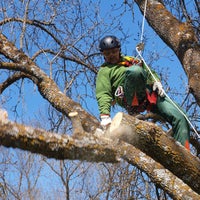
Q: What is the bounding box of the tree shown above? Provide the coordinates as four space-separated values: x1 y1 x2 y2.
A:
0 0 199 199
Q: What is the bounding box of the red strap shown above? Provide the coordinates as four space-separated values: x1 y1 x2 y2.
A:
124 90 157 113
146 91 157 104
145 90 157 111
118 57 143 67
131 93 139 106
184 140 190 151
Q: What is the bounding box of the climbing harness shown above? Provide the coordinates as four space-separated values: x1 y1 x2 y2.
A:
135 0 200 139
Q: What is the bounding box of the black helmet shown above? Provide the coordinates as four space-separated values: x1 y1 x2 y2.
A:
99 35 121 51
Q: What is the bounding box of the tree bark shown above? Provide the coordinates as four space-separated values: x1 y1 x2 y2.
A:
0 113 199 199
134 0 200 105
105 112 200 194
120 141 200 200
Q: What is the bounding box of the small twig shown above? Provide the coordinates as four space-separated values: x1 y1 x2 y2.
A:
20 0 30 49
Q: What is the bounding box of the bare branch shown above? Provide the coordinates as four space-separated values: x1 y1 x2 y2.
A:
0 111 199 199
0 18 62 46
0 34 99 132
0 72 27 94
20 0 30 49
31 49 98 74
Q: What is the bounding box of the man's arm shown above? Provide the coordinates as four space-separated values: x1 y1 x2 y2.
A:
96 68 113 127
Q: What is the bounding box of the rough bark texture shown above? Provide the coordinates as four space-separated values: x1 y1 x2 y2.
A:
0 114 117 163
105 112 200 194
135 0 200 105
0 113 199 199
120 142 200 200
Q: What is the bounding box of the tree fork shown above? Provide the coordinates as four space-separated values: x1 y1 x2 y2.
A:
105 112 200 194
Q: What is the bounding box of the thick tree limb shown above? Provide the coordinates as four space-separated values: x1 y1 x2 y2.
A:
0 111 199 199
0 33 99 132
120 142 200 200
135 0 200 105
105 112 200 194
0 110 116 162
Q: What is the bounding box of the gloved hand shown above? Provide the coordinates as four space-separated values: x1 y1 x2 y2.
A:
153 81 165 97
100 115 112 128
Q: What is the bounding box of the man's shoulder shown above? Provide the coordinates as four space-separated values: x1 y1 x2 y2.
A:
122 55 136 61
97 64 110 76
122 55 134 59
100 62 111 68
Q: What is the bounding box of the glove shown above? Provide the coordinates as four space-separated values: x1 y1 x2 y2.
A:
100 115 112 127
153 82 165 97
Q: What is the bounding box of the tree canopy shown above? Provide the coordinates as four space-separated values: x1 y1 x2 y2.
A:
0 0 200 199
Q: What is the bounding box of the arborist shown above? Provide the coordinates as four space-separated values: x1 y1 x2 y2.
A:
96 35 190 150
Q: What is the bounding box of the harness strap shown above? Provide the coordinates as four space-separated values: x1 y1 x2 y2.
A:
123 89 158 114
118 56 143 67
146 90 158 111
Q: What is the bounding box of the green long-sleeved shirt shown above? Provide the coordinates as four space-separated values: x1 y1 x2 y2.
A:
96 56 159 115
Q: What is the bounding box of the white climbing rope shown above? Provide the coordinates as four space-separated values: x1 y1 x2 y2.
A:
140 0 148 44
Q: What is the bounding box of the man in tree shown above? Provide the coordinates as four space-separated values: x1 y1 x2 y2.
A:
96 35 190 150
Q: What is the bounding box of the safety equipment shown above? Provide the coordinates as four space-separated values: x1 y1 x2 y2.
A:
99 35 121 52
136 46 200 140
100 115 112 127
115 86 124 99
153 81 165 97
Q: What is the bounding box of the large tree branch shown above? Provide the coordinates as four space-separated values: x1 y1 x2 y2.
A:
135 0 200 105
104 112 200 194
0 33 99 132
0 110 199 199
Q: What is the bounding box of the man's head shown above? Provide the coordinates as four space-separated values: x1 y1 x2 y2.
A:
99 35 121 64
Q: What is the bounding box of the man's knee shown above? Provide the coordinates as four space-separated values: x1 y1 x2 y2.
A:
126 65 145 80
